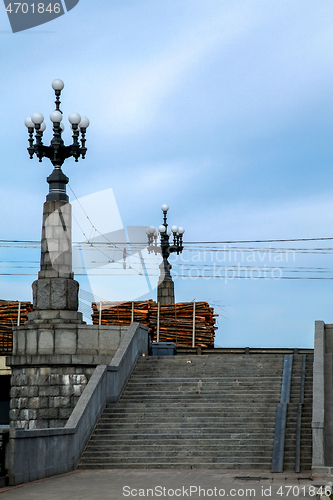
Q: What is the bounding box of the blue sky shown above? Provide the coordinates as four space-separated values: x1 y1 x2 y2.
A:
1 0 333 347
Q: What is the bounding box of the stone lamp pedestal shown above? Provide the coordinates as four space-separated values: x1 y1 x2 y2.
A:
7 200 125 430
157 280 175 305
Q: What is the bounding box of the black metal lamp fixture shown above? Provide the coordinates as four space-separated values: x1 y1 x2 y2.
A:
146 204 185 280
24 79 89 202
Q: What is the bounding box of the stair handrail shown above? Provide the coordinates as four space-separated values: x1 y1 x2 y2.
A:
295 353 306 473
271 354 293 473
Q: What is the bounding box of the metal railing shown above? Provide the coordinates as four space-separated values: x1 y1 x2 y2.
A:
295 354 307 473
271 354 293 472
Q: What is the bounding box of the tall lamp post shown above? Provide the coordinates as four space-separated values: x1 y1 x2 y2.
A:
24 79 89 314
146 204 185 305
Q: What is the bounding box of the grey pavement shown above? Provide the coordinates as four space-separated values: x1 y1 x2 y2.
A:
0 468 328 500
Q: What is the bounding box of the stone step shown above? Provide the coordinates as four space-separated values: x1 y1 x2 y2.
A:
133 366 284 372
83 440 310 451
89 434 275 443
85 442 309 456
121 392 282 398
78 462 273 470
106 398 280 412
97 419 312 428
119 397 281 403
85 443 276 452
98 411 280 419
126 376 284 381
80 454 274 464
82 448 276 457
94 425 277 434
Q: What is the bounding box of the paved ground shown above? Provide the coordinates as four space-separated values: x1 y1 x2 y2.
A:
0 469 329 500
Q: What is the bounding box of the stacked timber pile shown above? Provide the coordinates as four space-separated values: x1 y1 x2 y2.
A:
0 300 33 352
92 300 217 348
91 300 154 327
149 302 216 348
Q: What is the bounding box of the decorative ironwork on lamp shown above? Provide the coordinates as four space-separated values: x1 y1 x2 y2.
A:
25 79 89 202
146 204 185 281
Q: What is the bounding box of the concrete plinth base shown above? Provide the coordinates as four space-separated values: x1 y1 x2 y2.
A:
27 309 83 324
32 278 79 311
157 280 175 305
312 466 333 478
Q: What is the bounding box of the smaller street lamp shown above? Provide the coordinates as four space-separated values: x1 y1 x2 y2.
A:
146 204 185 304
25 79 89 202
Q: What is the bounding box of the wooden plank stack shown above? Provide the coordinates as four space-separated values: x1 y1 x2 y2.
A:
91 300 154 327
92 300 217 348
0 301 33 353
149 302 217 348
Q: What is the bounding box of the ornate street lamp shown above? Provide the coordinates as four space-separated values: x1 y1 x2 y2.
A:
24 79 89 202
146 204 185 304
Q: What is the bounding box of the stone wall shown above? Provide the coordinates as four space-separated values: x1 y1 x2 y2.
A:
9 365 95 429
7 324 128 430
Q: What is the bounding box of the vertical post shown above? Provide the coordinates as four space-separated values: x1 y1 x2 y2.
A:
271 354 293 472
312 320 325 469
192 301 196 348
295 354 306 473
99 301 102 326
131 302 134 323
17 302 21 326
157 302 160 342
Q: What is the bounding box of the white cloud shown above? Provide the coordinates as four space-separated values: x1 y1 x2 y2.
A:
187 194 333 242
91 2 263 135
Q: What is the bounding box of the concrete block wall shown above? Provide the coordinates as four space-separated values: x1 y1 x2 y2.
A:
9 365 95 429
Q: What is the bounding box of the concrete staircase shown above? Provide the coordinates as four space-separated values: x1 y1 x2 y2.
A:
79 353 313 470
80 354 282 469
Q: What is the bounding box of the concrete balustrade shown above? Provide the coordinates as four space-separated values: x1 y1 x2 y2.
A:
10 324 128 359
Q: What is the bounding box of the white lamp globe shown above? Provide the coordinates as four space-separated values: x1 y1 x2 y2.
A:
52 79 64 91
31 112 44 125
171 225 178 233
167 229 171 236
154 230 159 237
178 227 185 234
146 226 156 235
158 225 166 233
24 117 34 128
40 122 46 132
161 204 169 212
50 111 63 123
68 113 81 125
60 123 65 131
79 116 89 128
